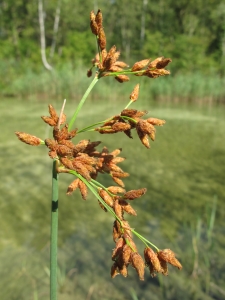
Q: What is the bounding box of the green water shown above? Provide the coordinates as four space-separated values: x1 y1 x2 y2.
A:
0 98 224 300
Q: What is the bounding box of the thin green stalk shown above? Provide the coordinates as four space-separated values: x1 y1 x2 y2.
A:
50 160 59 300
68 75 99 131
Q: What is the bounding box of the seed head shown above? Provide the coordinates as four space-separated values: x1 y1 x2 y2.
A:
15 132 42 146
130 84 140 102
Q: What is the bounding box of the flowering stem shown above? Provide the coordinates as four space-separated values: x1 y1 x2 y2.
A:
50 160 59 300
68 75 99 131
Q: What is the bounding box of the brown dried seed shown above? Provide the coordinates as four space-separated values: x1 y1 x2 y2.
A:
115 75 130 83
15 132 42 146
114 61 129 68
130 84 140 102
73 140 90 155
137 130 150 148
78 179 88 200
148 57 164 69
113 220 122 242
66 178 79 195
98 28 106 50
158 249 182 270
130 252 145 280
137 119 155 135
48 104 58 121
95 9 103 28
158 256 168 276
122 244 132 264
144 247 162 277
147 118 166 126
90 10 95 21
111 262 120 278
41 116 57 126
111 171 129 178
90 19 99 35
56 145 73 157
119 200 137 216
60 157 74 170
99 189 114 207
112 122 131 132
156 58 172 69
107 186 126 195
73 161 91 181
123 188 147 200
112 177 125 187
112 237 125 260
121 109 138 118
124 236 138 252
131 59 150 72
114 199 123 220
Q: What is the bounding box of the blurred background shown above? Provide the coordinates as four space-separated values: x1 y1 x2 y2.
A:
0 0 225 299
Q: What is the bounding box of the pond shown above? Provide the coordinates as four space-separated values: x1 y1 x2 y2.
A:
0 97 224 300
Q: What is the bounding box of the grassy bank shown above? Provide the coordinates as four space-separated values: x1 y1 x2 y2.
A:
0 97 225 299
1 62 225 104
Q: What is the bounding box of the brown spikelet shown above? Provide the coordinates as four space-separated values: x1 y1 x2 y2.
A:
73 161 91 181
98 28 106 50
144 247 162 277
15 132 42 146
148 57 164 69
147 118 166 126
124 236 138 252
112 176 125 187
156 58 172 69
48 104 58 121
113 220 122 242
107 186 126 195
90 19 99 35
60 157 74 170
114 199 123 220
78 179 88 200
130 84 140 102
123 188 147 200
158 257 168 276
111 262 120 278
121 220 132 238
157 249 182 270
137 130 150 148
114 61 129 68
95 9 103 28
99 189 114 207
112 237 125 260
56 145 73 157
122 244 132 264
131 59 150 72
45 139 57 150
115 75 130 83
112 122 131 132
41 116 57 126
130 252 145 280
90 10 95 21
119 200 137 216
67 178 79 195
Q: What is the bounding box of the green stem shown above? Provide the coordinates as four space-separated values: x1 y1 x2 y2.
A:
50 160 59 300
68 75 99 131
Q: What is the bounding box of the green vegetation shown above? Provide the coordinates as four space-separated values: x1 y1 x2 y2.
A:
1 98 225 299
0 0 225 100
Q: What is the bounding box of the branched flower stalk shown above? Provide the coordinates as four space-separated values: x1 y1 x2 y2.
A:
15 9 182 299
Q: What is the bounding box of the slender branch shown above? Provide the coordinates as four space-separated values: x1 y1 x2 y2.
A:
68 75 99 131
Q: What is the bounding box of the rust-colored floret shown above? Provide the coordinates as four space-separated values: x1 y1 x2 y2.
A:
15 132 42 146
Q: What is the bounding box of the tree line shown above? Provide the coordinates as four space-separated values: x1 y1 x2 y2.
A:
0 0 225 75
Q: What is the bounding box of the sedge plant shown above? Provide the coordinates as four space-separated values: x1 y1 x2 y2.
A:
15 9 182 300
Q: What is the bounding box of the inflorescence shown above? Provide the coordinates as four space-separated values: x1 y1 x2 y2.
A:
15 9 182 281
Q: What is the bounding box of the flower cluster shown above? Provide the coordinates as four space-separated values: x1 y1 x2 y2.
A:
88 9 172 82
